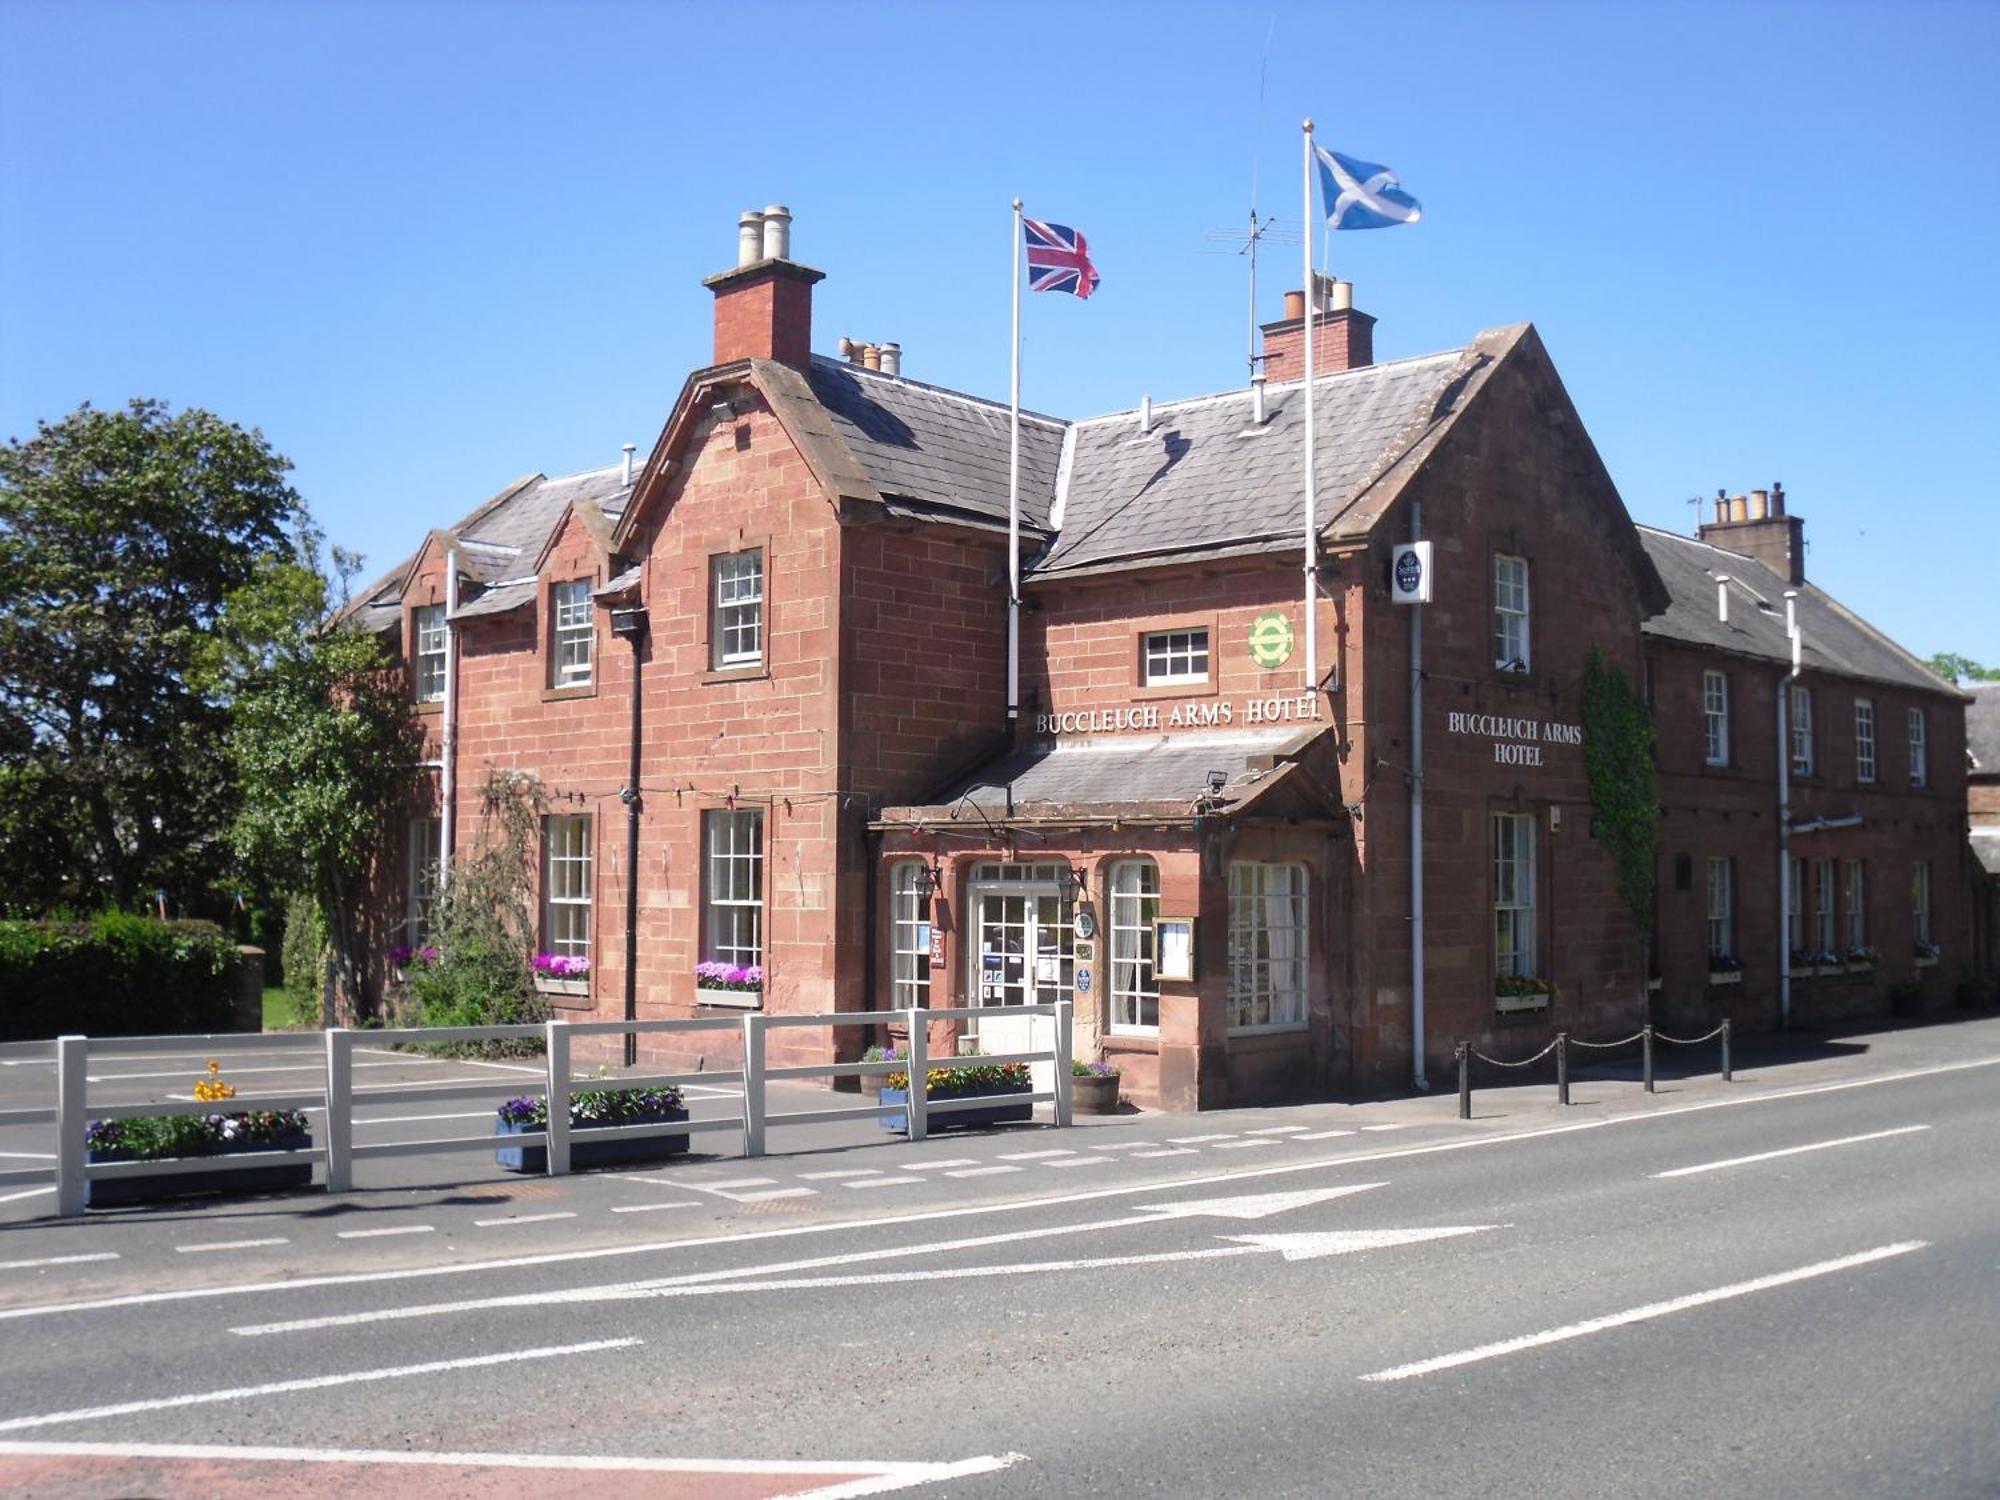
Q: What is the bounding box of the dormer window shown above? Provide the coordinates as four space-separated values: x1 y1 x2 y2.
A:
551 579 594 688
413 605 446 703
1493 554 1530 672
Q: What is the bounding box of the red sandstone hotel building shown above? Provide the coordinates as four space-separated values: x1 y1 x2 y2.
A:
341 205 1974 1111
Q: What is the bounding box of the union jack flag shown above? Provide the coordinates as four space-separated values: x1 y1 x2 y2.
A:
1023 217 1100 299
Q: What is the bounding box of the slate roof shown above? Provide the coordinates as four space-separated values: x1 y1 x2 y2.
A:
1967 683 2000 776
1035 349 1476 576
806 357 1066 529
1636 527 1960 698
883 727 1327 822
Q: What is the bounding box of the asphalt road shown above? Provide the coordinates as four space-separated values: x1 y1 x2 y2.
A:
0 1017 1996 1498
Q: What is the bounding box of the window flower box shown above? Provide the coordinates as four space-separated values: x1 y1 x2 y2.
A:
533 953 590 996
1844 947 1878 974
1707 955 1744 987
1494 974 1556 1014
493 1087 687 1173
694 961 763 1009
879 1060 1033 1133
1914 941 1940 970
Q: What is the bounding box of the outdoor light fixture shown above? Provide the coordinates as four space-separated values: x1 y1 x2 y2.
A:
1206 769 1228 793
911 861 941 899
710 397 740 423
1058 864 1086 904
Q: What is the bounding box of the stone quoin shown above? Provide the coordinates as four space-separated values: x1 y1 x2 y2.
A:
336 204 1978 1110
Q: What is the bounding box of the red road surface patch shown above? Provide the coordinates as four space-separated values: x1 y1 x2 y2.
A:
0 1441 1015 1499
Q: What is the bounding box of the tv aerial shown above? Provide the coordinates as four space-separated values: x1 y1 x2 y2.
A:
1203 213 1303 383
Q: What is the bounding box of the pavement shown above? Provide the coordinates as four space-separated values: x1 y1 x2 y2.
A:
0 1014 1997 1496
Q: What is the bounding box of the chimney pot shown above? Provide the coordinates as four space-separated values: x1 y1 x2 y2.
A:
1138 394 1152 434
737 210 765 268
1749 489 1769 520
1250 373 1267 426
1283 288 1305 321
879 341 902 376
861 343 881 371
1730 495 1748 523
1771 481 1785 516
621 442 636 486
760 204 792 262
1327 278 1353 312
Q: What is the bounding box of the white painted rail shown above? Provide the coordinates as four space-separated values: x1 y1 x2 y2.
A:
21 1002 1072 1217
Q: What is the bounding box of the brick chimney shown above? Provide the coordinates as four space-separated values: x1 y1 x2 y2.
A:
1260 275 1375 381
701 204 825 371
1698 483 1806 586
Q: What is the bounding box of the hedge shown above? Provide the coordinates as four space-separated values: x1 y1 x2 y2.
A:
0 915 242 1042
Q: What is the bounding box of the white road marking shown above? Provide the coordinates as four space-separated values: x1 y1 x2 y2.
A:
21 1052 2000 1327
1359 1241 1930 1383
1040 1156 1113 1168
1245 1126 1310 1136
0 1151 55 1160
1212 1139 1280 1150
844 1177 922 1189
0 1439 1021 1490
1132 1148 1197 1158
692 1177 778 1191
1361 1124 1408 1133
0 1338 640 1433
0 1186 55 1206
474 1212 577 1227
353 1110 496 1127
896 1159 980 1171
799 1169 885 1180
998 1150 1074 1161
1651 1125 1931 1179
610 1202 700 1214
355 1047 542 1075
1169 1134 1236 1144
1135 1184 1385 1221
1293 1130 1355 1140
726 1188 819 1202
176 1239 289 1254
1081 1142 1148 1151
233 1190 1392 1336
336 1225 435 1240
944 1165 1021 1178
0 1253 119 1271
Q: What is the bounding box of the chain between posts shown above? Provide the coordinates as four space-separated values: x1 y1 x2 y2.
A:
1456 1018 1735 1119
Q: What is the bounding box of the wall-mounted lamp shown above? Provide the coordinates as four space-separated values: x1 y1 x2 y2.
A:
911 861 941 899
709 397 740 423
1058 864 1087 904
1205 769 1228 794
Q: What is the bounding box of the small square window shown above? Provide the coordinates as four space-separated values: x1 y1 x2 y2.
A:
1142 629 1209 686
711 550 764 670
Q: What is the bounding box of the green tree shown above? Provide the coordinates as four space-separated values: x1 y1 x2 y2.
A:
1926 652 2000 685
1582 648 1659 950
226 590 425 1022
0 399 306 913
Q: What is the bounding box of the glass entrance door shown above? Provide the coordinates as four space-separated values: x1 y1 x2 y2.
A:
968 865 1074 1096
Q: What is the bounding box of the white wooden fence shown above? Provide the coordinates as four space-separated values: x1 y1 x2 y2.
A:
0 1003 1074 1219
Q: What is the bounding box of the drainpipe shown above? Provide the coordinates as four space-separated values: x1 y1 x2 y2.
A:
612 605 649 1069
1409 496 1427 1091
440 556 460 896
1777 591 1800 1028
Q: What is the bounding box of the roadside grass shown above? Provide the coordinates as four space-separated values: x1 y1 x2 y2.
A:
262 986 299 1032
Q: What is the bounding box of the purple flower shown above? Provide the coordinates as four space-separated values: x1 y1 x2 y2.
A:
390 945 413 967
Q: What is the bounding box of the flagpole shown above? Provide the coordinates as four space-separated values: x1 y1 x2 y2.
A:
1008 197 1023 724
1301 119 1318 693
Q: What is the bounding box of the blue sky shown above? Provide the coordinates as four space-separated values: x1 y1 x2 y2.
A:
4 0 1996 666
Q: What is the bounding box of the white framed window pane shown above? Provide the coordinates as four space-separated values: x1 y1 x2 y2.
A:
1704 671 1729 766
541 814 592 960
407 817 443 946
1912 861 1932 944
1908 708 1927 786
890 862 932 1007
1854 699 1875 783
1844 859 1866 951
1493 555 1530 671
704 808 764 967
1142 630 1210 686
1109 860 1160 1032
552 579 594 686
1790 686 1814 776
1707 856 1733 959
712 550 765 669
1493 813 1537 976
1227 863 1307 1031
414 605 447 702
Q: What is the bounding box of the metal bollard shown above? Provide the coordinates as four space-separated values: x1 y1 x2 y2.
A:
323 1028 353 1195
1456 1043 1471 1120
544 1020 571 1177
905 1007 930 1143
55 1035 87 1219
741 1013 767 1158
1556 1032 1569 1107
1720 1019 1732 1082
1643 1024 1655 1094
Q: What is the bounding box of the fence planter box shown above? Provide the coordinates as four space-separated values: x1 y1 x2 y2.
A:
879 1082 1033 1133
1072 1075 1120 1114
85 1135 313 1208
493 1108 689 1173
1707 970 1744 987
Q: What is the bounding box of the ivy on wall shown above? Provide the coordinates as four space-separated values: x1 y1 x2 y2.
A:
1582 648 1658 935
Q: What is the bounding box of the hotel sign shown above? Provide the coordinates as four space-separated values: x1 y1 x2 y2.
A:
1447 711 1583 767
1036 692 1324 738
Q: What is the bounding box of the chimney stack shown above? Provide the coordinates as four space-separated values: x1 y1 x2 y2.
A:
1259 275 1375 381
1699 479 1807 586
703 203 825 371
620 443 636 486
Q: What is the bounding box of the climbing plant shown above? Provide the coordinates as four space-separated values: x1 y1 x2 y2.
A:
1582 648 1658 936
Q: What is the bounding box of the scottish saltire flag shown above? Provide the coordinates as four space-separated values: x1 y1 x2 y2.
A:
1314 146 1423 230
1023 217 1101 298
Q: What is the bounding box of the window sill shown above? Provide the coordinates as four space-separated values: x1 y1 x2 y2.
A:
535 978 589 998
1915 955 1939 969
702 664 770 686
1225 1022 1310 1038
540 683 598 704
1104 1028 1160 1045
1132 677 1217 702
415 700 444 716
695 986 763 1010
1493 990 1551 1014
